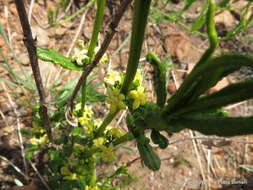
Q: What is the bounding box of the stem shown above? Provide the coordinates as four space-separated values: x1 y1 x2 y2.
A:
87 0 106 58
84 132 135 159
150 6 208 38
81 0 106 113
95 109 119 137
113 132 135 146
121 0 152 94
68 0 132 111
165 0 218 113
81 78 87 112
14 0 53 143
58 0 95 25
194 0 218 68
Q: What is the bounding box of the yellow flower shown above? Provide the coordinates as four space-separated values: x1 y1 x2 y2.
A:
100 143 117 162
84 106 93 117
129 86 147 110
68 173 77 180
30 134 48 145
30 137 39 145
106 88 126 113
86 185 100 190
94 46 107 63
75 105 93 125
39 134 49 144
133 69 143 84
104 70 122 86
72 48 89 66
77 40 85 49
60 167 71 175
93 137 104 147
94 118 102 127
109 128 123 138
78 114 90 125
32 121 45 134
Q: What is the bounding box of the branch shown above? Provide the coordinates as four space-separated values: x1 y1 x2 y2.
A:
14 0 53 143
68 0 132 111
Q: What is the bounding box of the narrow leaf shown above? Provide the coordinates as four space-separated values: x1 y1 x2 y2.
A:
37 47 83 71
171 115 253 137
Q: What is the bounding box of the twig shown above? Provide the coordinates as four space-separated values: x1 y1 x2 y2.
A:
4 6 11 48
52 10 88 89
28 0 35 24
68 0 132 111
28 159 51 190
189 131 207 190
0 155 28 179
126 156 141 167
14 0 53 143
169 136 253 145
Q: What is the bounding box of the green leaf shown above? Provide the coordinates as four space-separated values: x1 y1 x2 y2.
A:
25 150 34 159
240 165 253 173
0 23 35 89
169 80 253 117
37 47 83 71
180 0 197 16
165 54 253 113
72 127 84 136
171 115 253 137
191 1 207 33
20 129 32 137
119 145 133 153
86 85 106 102
146 52 168 107
218 0 231 8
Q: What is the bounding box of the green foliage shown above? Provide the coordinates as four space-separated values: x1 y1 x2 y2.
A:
3 0 253 189
150 130 169 149
136 136 161 171
146 52 168 107
37 47 83 71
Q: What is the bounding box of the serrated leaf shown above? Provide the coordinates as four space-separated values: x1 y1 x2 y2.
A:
37 47 83 71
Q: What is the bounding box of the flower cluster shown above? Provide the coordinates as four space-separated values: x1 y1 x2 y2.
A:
73 103 94 126
106 88 126 113
72 40 107 66
104 70 122 86
85 185 100 190
60 166 78 180
104 68 147 112
129 86 147 110
30 134 49 145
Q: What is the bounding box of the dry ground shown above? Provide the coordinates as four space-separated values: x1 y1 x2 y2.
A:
0 0 253 189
